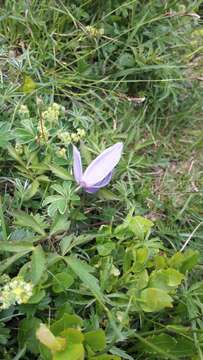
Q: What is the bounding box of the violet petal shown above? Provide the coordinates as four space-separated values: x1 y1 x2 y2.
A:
73 145 83 184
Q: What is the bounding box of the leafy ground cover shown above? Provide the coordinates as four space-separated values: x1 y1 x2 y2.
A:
0 0 203 359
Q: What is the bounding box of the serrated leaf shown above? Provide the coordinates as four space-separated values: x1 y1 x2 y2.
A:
60 235 74 256
7 144 26 168
65 256 105 305
13 210 46 236
142 333 196 358
49 164 72 180
31 245 46 284
0 241 34 252
0 251 31 274
50 215 70 236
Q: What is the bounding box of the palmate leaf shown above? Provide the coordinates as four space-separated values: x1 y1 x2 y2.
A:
43 195 68 217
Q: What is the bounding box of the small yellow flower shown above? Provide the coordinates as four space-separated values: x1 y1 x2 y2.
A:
58 130 71 143
110 265 120 277
77 128 86 138
0 277 33 310
42 103 64 124
56 147 67 159
37 123 49 142
15 143 24 154
85 26 104 37
18 104 30 117
71 133 80 143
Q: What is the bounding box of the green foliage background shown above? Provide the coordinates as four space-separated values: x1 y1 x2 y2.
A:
0 0 203 359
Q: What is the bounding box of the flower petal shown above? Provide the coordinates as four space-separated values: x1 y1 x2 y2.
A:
84 171 112 193
73 145 83 184
83 142 123 186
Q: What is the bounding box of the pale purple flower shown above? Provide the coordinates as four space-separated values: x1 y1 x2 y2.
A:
73 142 123 193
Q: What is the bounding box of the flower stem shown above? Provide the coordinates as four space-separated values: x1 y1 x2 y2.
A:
0 195 8 241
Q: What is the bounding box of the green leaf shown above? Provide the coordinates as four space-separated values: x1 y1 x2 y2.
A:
61 328 84 344
140 288 173 312
169 250 199 273
0 241 34 252
53 343 84 360
180 250 200 273
50 215 70 236
60 235 74 256
7 144 27 168
149 268 184 290
43 195 63 206
0 251 32 274
110 347 133 360
90 355 121 360
97 189 120 201
13 210 46 236
141 334 196 358
52 272 74 293
0 122 14 148
31 245 46 284
97 242 116 256
84 329 106 352
57 198 67 214
18 317 41 354
51 314 83 336
117 53 134 68
24 179 40 201
126 215 154 240
49 164 72 180
65 256 105 306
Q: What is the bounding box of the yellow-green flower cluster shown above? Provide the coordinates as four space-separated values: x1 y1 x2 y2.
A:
58 128 85 144
0 277 33 310
15 142 24 154
42 103 65 124
18 104 30 117
37 123 49 143
56 147 67 159
85 26 104 38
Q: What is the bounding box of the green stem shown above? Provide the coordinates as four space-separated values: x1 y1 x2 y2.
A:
0 195 8 241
